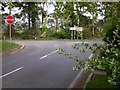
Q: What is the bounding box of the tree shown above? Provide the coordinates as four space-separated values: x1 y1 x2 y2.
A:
57 2 120 87
54 2 64 32
100 2 120 23
13 2 40 29
75 2 89 27
87 2 99 37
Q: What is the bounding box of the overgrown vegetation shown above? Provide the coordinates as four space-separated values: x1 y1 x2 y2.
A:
86 76 115 88
57 18 120 88
56 2 120 87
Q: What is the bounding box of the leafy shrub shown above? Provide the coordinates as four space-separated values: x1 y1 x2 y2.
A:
83 28 93 39
58 41 120 86
24 29 39 35
103 20 120 48
21 34 34 40
116 74 120 88
53 30 70 39
45 30 56 37
20 29 39 39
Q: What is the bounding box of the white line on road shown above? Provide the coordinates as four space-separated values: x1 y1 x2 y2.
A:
68 53 94 89
0 67 24 79
89 54 93 59
40 50 58 60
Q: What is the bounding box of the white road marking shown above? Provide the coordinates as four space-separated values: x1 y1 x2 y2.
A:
40 50 58 60
40 55 47 59
89 54 93 59
68 69 83 88
0 67 24 79
68 53 94 88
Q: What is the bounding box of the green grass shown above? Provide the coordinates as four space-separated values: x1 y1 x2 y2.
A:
30 37 70 40
29 37 103 41
84 37 103 40
86 76 116 89
0 40 21 53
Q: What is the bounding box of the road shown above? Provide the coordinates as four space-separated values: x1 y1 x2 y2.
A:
2 40 102 88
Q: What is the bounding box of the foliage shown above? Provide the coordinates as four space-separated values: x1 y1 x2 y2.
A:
83 28 93 39
86 76 116 88
21 34 34 40
103 19 120 87
53 30 70 39
13 2 40 29
44 30 70 39
21 29 39 39
41 17 48 33
103 20 120 48
57 22 120 86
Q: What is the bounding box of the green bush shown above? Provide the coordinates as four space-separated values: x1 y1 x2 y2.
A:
23 29 39 35
58 37 120 86
42 30 70 39
45 30 56 37
83 28 93 39
21 29 39 39
53 30 70 39
116 75 120 88
86 76 116 88
103 20 120 48
21 34 34 40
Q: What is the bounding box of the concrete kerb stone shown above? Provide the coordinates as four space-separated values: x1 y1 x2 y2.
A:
83 70 94 89
83 50 102 89
10 44 25 55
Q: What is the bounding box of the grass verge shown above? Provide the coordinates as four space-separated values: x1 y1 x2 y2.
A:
84 37 103 40
0 40 21 56
28 37 103 41
86 75 116 89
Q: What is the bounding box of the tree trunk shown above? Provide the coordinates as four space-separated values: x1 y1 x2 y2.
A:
28 3 31 29
42 13 44 24
92 21 95 37
42 2 45 24
28 13 30 29
56 16 58 32
31 17 35 29
79 15 80 26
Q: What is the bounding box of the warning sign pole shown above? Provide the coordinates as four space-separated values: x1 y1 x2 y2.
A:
6 15 14 41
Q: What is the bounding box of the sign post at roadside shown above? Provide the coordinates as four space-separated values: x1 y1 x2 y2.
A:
70 26 84 40
77 27 84 40
6 15 14 41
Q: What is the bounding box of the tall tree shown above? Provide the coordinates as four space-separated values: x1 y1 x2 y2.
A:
54 2 64 32
13 2 40 29
75 2 88 26
101 2 120 22
87 2 98 37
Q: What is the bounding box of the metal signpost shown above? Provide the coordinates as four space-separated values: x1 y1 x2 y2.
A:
70 26 84 40
70 27 76 40
77 27 84 40
6 15 14 41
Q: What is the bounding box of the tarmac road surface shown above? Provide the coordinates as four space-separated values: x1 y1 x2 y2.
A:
2 40 102 88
